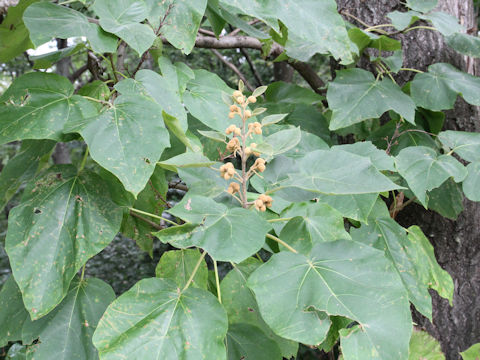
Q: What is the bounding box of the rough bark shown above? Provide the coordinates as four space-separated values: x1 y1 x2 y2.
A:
335 1 480 358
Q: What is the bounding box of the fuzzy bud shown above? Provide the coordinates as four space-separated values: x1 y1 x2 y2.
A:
230 105 239 112
220 163 236 180
227 182 240 194
247 96 257 103
245 110 252 118
226 137 241 155
233 90 242 98
228 112 235 119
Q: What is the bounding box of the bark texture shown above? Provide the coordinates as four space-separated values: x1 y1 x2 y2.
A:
335 1 480 358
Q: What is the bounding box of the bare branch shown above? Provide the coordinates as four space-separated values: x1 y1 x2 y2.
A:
211 49 255 92
240 48 264 87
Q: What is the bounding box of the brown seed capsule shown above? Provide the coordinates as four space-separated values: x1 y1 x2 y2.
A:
247 96 257 103
227 182 240 194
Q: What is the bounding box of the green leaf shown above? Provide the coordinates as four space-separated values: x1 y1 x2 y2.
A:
395 146 467 206
155 249 208 289
277 202 351 255
265 81 324 107
121 166 167 255
406 226 454 305
220 0 353 63
327 68 416 130
425 12 463 36
258 127 301 158
158 196 272 262
23 2 118 54
220 258 298 358
387 11 420 31
65 94 170 195
5 165 122 319
158 153 215 172
177 166 229 197
31 43 85 69
461 343 480 360
93 278 228 359
409 330 445 360
261 114 288 126
226 323 283 360
351 217 435 319
205 0 226 37
411 63 480 111
146 0 208 54
427 179 464 220
463 162 480 202
183 69 234 132
22 278 115 360
0 72 98 144
318 316 352 353
348 28 401 52
197 130 226 143
0 140 55 210
0 276 29 347
0 0 39 62
283 131 329 159
438 130 480 162
406 0 437 12
247 240 411 359
446 33 480 58
92 0 155 55
277 149 402 196
315 193 378 223
332 141 395 171
115 66 188 131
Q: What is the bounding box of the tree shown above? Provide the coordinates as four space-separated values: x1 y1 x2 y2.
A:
0 0 479 359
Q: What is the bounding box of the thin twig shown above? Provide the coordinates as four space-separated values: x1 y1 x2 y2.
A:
240 48 264 87
129 211 164 230
211 49 255 92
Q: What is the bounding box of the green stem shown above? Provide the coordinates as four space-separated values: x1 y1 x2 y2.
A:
78 147 89 173
213 260 222 303
82 96 112 107
403 26 437 33
129 207 178 226
80 264 86 282
399 68 424 74
267 217 293 223
266 234 298 254
182 251 207 292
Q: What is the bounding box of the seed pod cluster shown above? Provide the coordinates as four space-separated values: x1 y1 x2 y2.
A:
255 194 273 212
220 163 236 180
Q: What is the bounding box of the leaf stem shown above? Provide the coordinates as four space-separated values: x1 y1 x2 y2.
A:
129 207 178 226
78 147 89 173
182 251 207 292
399 68 424 73
213 260 222 303
267 217 293 223
82 96 112 107
266 233 298 254
80 264 86 282
403 26 437 33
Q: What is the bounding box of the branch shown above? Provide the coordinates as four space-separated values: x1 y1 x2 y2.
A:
211 49 255 92
68 64 88 82
240 48 264 87
287 60 325 95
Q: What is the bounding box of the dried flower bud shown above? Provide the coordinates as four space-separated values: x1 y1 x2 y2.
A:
225 125 235 135
228 112 235 119
234 127 241 136
227 182 240 194
226 137 240 153
247 96 257 103
245 110 252 118
254 198 264 211
233 90 242 98
220 163 236 180
230 105 239 112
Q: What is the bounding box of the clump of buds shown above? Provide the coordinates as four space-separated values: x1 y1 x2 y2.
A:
228 105 241 119
251 158 266 173
226 137 241 156
220 163 236 180
248 122 262 135
245 143 260 157
227 182 240 194
225 124 241 136
254 194 273 212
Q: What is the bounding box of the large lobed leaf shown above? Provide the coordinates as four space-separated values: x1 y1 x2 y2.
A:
5 165 122 319
65 93 171 195
22 278 115 360
156 196 272 263
0 72 97 145
24 2 118 54
247 241 412 360
327 68 416 130
93 277 228 360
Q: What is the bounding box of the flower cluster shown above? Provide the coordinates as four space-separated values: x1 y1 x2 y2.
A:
219 81 273 212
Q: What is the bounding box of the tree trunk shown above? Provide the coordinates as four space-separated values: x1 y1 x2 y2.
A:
336 1 480 359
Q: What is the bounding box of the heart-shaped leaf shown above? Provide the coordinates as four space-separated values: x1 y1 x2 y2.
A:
5 166 122 319
93 278 228 359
